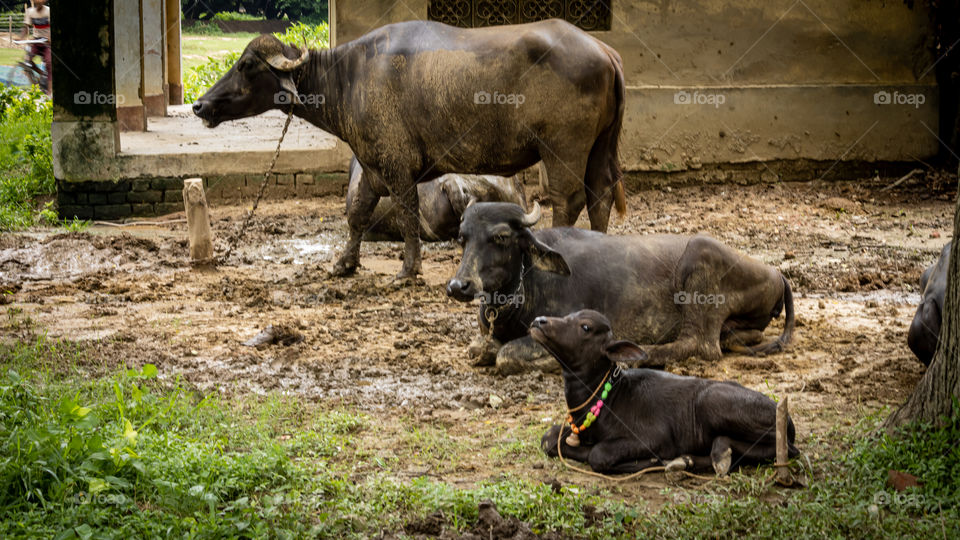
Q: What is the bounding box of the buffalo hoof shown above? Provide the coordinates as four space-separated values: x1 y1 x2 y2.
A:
540 425 562 457
665 456 692 482
712 447 732 476
390 274 424 287
468 335 499 366
394 266 422 282
330 260 358 277
496 342 559 375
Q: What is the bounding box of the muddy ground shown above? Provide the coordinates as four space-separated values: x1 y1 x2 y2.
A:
0 177 953 510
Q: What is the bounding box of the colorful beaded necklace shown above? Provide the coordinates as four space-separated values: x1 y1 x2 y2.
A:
564 370 614 447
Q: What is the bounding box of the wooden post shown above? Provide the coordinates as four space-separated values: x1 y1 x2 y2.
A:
182 178 215 265
775 396 794 487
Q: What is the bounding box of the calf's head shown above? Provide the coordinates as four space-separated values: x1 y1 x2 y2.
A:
193 35 309 128
446 202 570 302
529 310 648 372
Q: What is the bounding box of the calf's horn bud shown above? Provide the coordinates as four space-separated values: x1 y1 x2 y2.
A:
266 46 310 71
519 202 541 227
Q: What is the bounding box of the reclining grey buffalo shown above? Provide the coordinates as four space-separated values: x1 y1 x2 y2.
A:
446 202 795 373
192 20 626 279
532 310 799 475
345 158 526 242
908 241 950 365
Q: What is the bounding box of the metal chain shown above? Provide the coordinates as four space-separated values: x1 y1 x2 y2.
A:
219 40 311 265
218 106 295 264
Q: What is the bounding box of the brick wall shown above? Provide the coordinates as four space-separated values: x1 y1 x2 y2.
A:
57 173 348 220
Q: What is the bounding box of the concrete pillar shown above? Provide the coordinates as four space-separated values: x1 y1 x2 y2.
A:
114 0 146 131
329 0 338 47
51 0 120 179
141 0 165 116
164 0 182 105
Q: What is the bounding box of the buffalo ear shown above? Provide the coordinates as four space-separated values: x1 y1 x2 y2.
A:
440 177 474 216
604 340 649 365
520 229 570 275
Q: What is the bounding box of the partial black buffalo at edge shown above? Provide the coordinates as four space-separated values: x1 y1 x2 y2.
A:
909 241 950 366
531 310 799 475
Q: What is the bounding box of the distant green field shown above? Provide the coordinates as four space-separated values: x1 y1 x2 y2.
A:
0 32 255 71
0 48 23 67
181 32 258 71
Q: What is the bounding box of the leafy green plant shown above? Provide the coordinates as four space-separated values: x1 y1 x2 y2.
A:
273 21 329 50
61 217 91 232
0 84 53 231
183 51 241 104
185 20 224 35
212 11 263 21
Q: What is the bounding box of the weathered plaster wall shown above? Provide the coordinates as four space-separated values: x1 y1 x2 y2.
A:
331 0 939 171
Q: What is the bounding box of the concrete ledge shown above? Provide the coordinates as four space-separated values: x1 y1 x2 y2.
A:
621 159 922 190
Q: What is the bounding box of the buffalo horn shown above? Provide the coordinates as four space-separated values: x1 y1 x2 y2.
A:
265 46 310 71
519 202 541 227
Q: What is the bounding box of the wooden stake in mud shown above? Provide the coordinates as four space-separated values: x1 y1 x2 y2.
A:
775 396 794 487
183 178 215 266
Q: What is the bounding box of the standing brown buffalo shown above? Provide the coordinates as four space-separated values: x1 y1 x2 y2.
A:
192 19 626 279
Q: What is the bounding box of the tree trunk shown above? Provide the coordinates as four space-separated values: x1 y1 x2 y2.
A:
886 183 960 428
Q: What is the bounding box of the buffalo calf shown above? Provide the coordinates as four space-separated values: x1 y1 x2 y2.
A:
532 310 798 475
345 157 526 242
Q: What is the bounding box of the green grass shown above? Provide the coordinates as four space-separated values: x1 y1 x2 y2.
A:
180 32 259 71
2 312 958 538
0 324 633 538
0 48 23 67
212 12 265 22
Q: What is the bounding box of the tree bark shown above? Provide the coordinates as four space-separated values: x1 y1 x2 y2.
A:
886 184 960 428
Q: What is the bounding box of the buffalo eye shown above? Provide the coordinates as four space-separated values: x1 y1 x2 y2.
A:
580 324 591 333
492 233 510 246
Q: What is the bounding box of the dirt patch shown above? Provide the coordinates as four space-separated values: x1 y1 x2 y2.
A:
1 178 952 504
